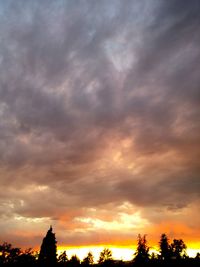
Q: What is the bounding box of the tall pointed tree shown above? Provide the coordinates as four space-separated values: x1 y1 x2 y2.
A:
38 226 57 267
134 234 150 263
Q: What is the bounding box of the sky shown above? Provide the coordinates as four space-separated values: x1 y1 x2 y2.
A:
0 0 200 259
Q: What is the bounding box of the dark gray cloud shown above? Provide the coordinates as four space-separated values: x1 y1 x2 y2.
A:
0 0 200 248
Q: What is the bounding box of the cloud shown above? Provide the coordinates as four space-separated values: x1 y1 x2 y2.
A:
0 0 200 248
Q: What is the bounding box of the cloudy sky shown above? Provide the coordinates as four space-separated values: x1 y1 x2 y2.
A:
0 0 200 254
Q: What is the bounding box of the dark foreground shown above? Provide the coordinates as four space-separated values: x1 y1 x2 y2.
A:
0 258 200 267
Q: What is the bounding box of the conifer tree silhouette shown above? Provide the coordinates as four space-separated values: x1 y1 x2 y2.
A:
38 226 57 267
98 248 113 265
134 234 150 263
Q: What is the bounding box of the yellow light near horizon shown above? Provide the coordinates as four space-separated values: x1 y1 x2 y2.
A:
57 245 200 262
57 246 134 262
187 249 200 257
186 243 200 257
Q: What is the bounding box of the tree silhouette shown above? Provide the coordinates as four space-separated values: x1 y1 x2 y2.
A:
98 248 113 264
0 242 12 265
171 238 187 259
159 233 171 260
69 255 80 267
18 248 37 266
38 226 57 267
195 252 200 260
134 234 150 263
82 251 94 266
0 242 21 265
58 250 68 264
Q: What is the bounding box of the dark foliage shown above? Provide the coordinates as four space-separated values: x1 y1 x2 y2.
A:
171 238 187 259
0 242 37 267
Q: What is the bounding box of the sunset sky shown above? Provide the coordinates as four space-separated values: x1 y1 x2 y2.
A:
0 0 200 260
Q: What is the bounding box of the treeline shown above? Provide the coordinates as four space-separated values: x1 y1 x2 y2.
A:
0 227 199 267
